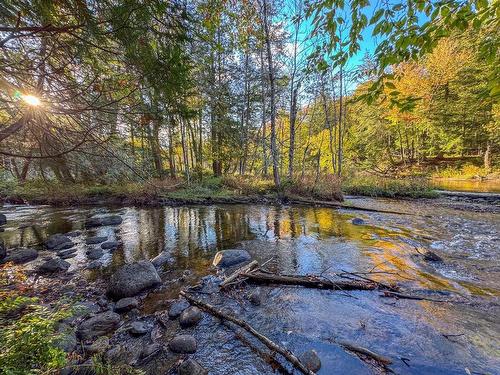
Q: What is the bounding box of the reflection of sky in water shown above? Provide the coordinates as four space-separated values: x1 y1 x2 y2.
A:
1 201 499 374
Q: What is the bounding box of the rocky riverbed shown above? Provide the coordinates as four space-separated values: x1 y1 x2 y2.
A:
0 198 499 374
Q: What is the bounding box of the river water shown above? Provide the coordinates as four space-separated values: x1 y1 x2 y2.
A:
1 198 499 374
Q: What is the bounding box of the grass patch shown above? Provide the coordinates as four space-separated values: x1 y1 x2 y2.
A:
284 174 343 201
343 175 439 198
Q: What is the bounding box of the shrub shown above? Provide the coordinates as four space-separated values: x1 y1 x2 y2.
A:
222 175 276 195
343 175 438 198
285 174 343 201
0 263 71 374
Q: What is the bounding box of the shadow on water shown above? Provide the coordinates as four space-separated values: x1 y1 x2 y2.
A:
1 202 499 374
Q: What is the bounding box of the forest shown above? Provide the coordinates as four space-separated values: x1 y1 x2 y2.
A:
0 0 498 201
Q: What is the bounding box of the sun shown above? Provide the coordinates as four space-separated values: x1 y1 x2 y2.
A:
22 94 41 106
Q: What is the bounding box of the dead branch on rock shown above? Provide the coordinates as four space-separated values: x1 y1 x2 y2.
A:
180 291 316 375
241 271 378 291
220 260 259 288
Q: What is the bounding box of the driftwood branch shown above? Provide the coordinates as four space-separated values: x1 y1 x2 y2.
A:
180 291 316 375
241 271 378 291
339 341 392 367
220 260 259 288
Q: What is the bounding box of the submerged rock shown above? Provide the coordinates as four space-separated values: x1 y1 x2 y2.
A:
107 260 161 299
169 334 197 354
179 306 202 328
248 288 263 306
66 230 82 237
101 241 119 250
37 258 70 273
58 248 77 257
115 297 139 313
168 299 190 319
87 248 104 260
45 234 72 250
178 359 208 375
0 213 6 225
212 249 251 268
299 349 321 372
77 311 121 340
85 215 123 228
3 248 38 264
424 251 444 262
351 218 365 225
85 236 108 245
129 321 151 335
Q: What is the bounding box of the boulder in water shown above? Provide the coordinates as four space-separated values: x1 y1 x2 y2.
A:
0 213 6 225
168 299 190 319
87 248 104 260
101 241 119 250
424 250 443 262
168 334 197 354
2 248 38 264
299 349 321 372
85 236 108 245
178 359 208 375
351 218 365 225
179 306 202 328
45 234 72 250
129 321 151 335
37 258 70 273
107 260 161 299
212 249 251 268
0 243 5 261
77 311 121 340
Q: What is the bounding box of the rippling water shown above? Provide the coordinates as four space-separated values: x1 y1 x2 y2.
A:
1 199 499 374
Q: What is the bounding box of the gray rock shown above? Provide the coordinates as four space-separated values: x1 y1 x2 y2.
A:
248 288 263 306
212 249 251 268
168 299 190 319
0 213 6 225
77 311 121 340
115 297 139 313
101 241 119 250
424 251 443 262
168 334 197 354
107 261 161 299
66 230 82 237
55 324 77 353
3 248 38 264
105 341 143 365
129 321 151 335
299 349 321 372
85 236 108 245
84 336 110 355
87 248 104 260
86 260 103 270
60 252 77 259
141 343 161 359
45 234 72 250
85 215 123 228
37 258 70 273
178 359 208 375
179 306 202 328
351 218 365 225
57 248 77 257
0 243 5 261
53 241 74 251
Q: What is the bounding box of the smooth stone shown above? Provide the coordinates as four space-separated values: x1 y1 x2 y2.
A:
84 336 110 355
53 241 75 251
0 213 6 225
77 311 121 340
351 218 365 225
114 297 139 313
101 241 119 250
212 249 251 268
179 306 202 328
168 299 190 319
168 334 197 354
129 321 150 335
60 252 77 259
424 251 444 262
66 230 82 237
85 236 108 245
85 215 123 228
107 260 161 299
37 258 70 273
178 359 208 375
299 349 321 372
2 248 38 264
45 234 72 250
87 248 104 260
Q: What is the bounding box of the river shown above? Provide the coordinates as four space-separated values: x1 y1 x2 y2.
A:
1 197 499 374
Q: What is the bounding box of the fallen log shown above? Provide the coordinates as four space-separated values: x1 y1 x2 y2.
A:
180 291 316 375
240 271 378 291
220 260 259 288
339 341 392 366
380 290 448 302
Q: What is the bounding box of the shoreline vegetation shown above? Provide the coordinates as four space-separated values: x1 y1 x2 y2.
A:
3 173 499 208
